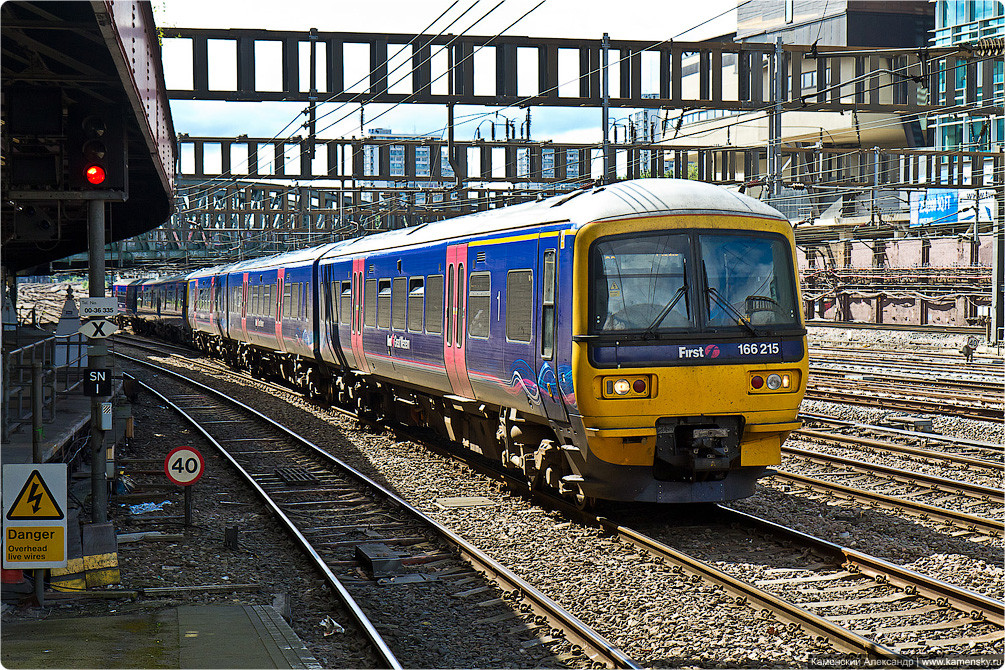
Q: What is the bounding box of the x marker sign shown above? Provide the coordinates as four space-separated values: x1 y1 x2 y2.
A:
78 319 117 339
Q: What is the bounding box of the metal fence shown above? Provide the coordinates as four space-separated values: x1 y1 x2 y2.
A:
2 332 88 442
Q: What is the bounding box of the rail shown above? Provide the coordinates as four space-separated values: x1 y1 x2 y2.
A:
118 351 641 669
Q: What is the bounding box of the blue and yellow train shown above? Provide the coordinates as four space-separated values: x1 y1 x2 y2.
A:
115 179 808 505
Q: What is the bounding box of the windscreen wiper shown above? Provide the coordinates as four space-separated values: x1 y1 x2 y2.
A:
706 286 763 337
643 284 688 337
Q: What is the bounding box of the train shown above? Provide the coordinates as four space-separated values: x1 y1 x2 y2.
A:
115 179 808 506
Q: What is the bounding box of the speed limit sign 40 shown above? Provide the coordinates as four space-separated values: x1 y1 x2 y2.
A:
164 447 205 486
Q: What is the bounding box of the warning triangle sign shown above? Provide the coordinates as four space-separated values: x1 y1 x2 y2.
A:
6 470 64 520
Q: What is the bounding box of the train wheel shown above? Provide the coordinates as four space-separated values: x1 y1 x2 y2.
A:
571 487 600 512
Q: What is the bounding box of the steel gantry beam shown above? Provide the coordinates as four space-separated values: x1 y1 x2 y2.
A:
176 135 1001 191
161 28 974 114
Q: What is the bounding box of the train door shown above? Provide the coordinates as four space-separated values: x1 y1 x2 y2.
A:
444 243 475 398
276 268 286 352
351 257 370 373
538 237 569 423
240 273 248 338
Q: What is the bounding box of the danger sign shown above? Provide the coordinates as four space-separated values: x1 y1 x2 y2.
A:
2 464 68 569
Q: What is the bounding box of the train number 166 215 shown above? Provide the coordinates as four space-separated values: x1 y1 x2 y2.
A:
739 342 780 355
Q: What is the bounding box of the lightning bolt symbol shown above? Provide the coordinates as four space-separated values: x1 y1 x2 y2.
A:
27 482 43 513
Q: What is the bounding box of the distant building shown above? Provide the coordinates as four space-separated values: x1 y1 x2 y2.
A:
660 1 936 153
932 0 1003 151
736 0 932 47
363 128 453 187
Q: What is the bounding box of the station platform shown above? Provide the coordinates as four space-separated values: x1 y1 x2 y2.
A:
1 604 321 669
2 394 92 465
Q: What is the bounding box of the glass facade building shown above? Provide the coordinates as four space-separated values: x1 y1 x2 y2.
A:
933 1 1004 150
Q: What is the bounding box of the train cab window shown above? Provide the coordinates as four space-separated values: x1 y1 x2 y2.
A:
425 275 443 334
506 270 533 342
407 278 424 332
377 280 392 328
364 279 377 327
590 233 690 333
467 272 491 339
541 250 556 359
699 233 799 328
340 282 352 325
391 277 407 331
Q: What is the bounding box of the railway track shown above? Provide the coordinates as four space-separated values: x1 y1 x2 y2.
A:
799 412 1004 463
803 383 1004 422
810 347 1003 378
770 468 1003 538
115 334 1004 666
117 351 639 669
781 444 1003 503
809 366 1003 396
792 427 1003 473
608 507 1004 660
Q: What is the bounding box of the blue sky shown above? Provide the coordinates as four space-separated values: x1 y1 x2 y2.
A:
155 0 736 146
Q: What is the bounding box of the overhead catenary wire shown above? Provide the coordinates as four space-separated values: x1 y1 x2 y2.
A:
170 13 996 252
175 0 749 204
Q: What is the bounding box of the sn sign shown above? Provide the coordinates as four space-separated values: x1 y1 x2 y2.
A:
85 369 112 397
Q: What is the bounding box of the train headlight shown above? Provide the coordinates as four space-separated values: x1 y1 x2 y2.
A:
749 370 799 394
601 375 654 399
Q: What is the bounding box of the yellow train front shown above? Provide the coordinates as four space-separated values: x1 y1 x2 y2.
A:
556 181 807 504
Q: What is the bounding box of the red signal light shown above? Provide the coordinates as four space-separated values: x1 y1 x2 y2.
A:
85 165 106 185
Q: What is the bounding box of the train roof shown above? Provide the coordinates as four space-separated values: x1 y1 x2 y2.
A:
223 243 340 275
318 179 787 259
140 274 188 287
113 278 145 287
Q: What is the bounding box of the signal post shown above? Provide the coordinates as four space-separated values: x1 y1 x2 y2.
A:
68 104 127 523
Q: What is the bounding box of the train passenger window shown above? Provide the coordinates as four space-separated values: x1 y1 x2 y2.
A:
299 283 306 319
292 283 301 320
364 279 377 327
333 281 341 325
377 280 392 328
340 282 352 325
407 278 424 333
391 277 407 331
467 272 491 339
506 270 533 342
541 250 556 359
425 275 443 334
265 286 273 317
283 283 292 318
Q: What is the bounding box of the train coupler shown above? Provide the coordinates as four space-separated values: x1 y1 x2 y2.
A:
653 416 742 482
